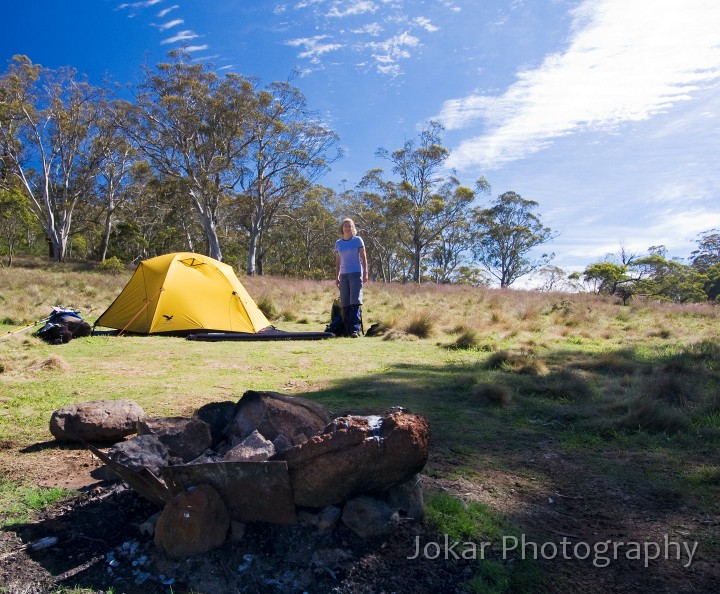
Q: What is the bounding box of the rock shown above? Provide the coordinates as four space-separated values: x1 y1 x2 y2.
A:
137 417 212 463
272 433 294 454
317 505 342 532
192 401 237 448
387 473 424 519
49 399 145 442
154 484 230 557
342 495 398 538
230 520 246 541
273 412 430 508
106 434 171 475
227 390 331 446
223 429 275 462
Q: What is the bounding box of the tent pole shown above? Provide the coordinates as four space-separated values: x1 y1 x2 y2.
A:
117 288 163 337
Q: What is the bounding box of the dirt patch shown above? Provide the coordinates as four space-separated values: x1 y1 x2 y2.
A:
1 443 719 593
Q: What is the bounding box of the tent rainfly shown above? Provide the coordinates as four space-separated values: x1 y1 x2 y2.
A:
94 253 271 335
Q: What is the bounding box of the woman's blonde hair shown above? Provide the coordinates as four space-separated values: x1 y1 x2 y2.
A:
339 218 357 236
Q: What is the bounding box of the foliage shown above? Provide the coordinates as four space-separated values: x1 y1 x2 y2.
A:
471 191 556 287
96 256 126 275
0 187 39 266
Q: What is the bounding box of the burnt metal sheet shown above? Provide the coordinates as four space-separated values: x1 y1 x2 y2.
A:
84 443 170 507
160 461 297 525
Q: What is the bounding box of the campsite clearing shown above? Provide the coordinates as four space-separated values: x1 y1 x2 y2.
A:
1 261 719 593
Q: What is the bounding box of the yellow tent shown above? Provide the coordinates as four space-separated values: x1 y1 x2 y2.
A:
94 253 271 335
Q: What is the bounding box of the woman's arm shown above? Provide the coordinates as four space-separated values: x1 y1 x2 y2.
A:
359 247 368 283
335 251 341 287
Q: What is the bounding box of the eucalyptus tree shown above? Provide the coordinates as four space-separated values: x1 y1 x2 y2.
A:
471 191 556 287
376 121 476 283
0 56 106 261
235 81 340 276
121 50 256 262
93 100 147 261
349 168 406 282
261 184 338 278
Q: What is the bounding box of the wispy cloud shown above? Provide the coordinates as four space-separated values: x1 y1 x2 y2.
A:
413 16 438 32
161 29 200 44
326 0 377 18
156 19 184 31
366 31 420 73
286 35 343 63
437 0 720 170
157 4 179 18
117 0 162 10
351 22 383 36
185 45 209 52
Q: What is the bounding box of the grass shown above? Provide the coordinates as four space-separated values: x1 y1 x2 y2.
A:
0 481 73 528
1 258 720 592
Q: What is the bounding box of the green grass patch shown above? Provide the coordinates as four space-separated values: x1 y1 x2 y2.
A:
0 479 74 528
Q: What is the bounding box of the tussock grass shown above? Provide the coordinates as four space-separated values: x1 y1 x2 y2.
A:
470 382 513 407
404 313 436 338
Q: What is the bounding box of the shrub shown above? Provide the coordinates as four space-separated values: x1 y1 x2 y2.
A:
96 257 125 275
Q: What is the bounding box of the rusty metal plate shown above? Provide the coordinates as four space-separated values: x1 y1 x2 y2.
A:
85 443 170 508
160 461 297 525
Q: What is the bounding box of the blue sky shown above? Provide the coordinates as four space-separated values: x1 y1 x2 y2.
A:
3 0 720 278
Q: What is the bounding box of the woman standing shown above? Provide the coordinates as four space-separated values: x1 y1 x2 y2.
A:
335 218 369 337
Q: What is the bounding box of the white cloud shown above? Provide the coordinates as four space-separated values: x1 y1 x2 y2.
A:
437 0 720 170
351 22 383 36
157 19 184 31
157 4 179 17
367 31 420 70
413 17 439 32
326 1 378 18
161 29 200 44
117 0 162 10
287 36 343 63
185 45 209 52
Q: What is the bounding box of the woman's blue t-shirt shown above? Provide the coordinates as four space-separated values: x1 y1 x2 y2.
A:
336 236 365 274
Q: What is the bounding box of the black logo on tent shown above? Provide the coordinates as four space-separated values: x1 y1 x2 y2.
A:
162 315 174 322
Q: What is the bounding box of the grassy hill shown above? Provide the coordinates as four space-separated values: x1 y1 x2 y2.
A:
1 258 718 593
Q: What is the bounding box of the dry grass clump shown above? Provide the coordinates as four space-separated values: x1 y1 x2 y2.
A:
381 329 418 342
255 295 278 320
34 355 71 372
484 350 546 374
404 313 435 338
576 351 639 376
640 372 698 408
615 398 689 434
449 328 481 350
470 382 513 407
529 368 594 401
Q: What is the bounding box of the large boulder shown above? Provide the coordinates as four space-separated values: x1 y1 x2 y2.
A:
273 412 430 508
137 416 212 463
227 390 331 446
49 399 145 442
154 484 230 557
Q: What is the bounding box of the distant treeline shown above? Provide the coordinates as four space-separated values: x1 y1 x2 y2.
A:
0 52 718 301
